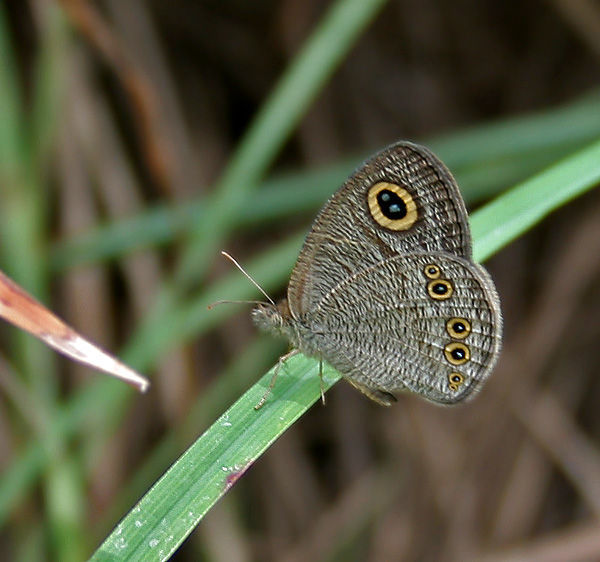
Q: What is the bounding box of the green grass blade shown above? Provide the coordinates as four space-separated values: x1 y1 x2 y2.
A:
429 91 600 169
90 138 600 560
0 4 25 184
91 355 339 561
29 6 68 175
472 137 600 262
49 169 346 272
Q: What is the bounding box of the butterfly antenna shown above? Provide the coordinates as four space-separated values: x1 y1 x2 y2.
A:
207 299 271 310
221 251 276 306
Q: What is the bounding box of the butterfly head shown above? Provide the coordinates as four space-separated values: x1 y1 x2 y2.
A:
252 299 293 337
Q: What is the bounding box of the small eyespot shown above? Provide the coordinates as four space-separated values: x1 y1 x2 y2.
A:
446 317 471 339
448 372 465 391
427 279 453 300
444 342 471 365
367 182 418 231
423 264 441 279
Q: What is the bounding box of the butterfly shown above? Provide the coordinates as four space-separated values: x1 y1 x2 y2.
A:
252 141 502 406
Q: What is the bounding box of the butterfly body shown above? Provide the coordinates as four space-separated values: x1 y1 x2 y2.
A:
253 142 502 406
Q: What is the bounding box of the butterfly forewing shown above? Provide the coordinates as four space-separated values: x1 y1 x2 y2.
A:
288 142 472 318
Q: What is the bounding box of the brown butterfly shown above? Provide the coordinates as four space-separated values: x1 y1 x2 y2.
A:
252 142 501 406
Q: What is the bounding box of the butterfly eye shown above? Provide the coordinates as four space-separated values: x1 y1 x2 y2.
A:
446 317 471 339
427 279 453 300
367 182 417 231
424 264 441 279
448 372 465 391
444 342 470 365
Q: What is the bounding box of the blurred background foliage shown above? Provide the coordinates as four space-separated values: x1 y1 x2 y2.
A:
1 0 600 560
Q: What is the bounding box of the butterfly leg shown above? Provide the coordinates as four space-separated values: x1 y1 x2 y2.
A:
254 348 300 410
319 358 326 406
345 379 397 406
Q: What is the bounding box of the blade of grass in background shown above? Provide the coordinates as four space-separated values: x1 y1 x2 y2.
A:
429 90 600 170
472 139 600 262
91 138 600 560
30 5 68 175
49 90 600 272
0 5 24 184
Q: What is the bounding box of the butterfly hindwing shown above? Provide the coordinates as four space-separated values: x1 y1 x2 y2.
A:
297 252 501 404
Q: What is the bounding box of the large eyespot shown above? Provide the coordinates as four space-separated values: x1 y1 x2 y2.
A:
427 279 453 300
448 372 465 392
367 182 418 231
446 317 471 339
444 342 470 365
423 264 441 279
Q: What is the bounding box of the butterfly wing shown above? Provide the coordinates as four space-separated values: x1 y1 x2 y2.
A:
288 142 472 317
297 252 502 404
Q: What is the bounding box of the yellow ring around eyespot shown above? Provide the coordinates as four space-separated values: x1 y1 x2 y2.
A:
427 279 453 300
448 372 465 391
367 182 418 231
444 342 471 365
423 264 441 279
446 317 471 339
